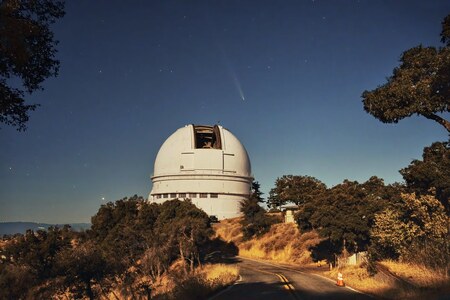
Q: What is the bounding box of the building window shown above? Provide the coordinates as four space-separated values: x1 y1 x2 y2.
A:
189 193 197 198
170 193 177 198
179 193 186 198
200 193 208 198
210 193 218 198
156 194 161 199
163 194 168 198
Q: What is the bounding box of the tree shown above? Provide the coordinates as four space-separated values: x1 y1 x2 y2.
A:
268 175 326 209
154 199 212 272
251 181 264 203
240 180 274 240
0 0 65 131
296 177 399 254
0 264 37 299
362 14 450 133
371 193 449 272
55 241 111 300
400 141 450 213
89 196 160 274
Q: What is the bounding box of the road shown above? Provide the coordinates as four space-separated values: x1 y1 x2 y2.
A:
211 257 374 300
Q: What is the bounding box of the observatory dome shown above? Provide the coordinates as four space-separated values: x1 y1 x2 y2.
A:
149 124 252 219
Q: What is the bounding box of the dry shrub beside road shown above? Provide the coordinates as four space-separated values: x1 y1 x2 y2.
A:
380 260 450 290
157 263 239 299
324 260 450 300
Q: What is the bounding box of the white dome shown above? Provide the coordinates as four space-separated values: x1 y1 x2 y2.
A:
149 124 252 219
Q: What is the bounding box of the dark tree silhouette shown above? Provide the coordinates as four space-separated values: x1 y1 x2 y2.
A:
362 14 450 133
400 141 450 213
241 180 274 240
0 0 64 131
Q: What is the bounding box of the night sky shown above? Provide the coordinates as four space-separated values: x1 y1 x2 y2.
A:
1 1 449 223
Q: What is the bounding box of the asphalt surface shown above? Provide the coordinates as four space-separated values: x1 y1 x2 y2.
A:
211 257 374 300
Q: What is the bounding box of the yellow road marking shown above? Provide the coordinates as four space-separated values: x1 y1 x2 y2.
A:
242 266 297 298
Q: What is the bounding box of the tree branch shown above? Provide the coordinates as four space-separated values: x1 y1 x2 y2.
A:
422 113 450 133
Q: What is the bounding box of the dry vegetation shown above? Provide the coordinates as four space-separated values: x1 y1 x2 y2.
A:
239 223 319 264
322 261 450 300
326 264 394 297
102 262 239 299
214 217 320 265
155 263 239 300
214 217 450 300
379 260 448 289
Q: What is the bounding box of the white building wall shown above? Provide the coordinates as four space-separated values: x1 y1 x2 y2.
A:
149 124 252 219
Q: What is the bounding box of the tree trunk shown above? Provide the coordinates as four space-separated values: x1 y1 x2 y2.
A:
423 113 450 133
85 281 94 300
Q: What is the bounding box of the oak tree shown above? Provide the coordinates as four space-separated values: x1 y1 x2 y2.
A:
269 175 326 209
362 14 450 133
400 141 450 213
0 0 64 130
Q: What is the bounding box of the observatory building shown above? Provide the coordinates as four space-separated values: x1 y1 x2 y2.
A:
149 124 253 219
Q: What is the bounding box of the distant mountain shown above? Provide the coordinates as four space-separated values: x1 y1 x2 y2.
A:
0 222 91 236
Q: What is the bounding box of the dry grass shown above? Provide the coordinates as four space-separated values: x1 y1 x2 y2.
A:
320 261 450 300
214 218 320 265
202 263 239 285
326 264 392 297
102 262 238 299
162 263 239 299
380 260 449 289
213 217 243 244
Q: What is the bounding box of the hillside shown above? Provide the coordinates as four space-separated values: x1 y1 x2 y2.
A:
214 217 320 265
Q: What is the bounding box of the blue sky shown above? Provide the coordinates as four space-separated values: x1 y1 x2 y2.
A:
1 0 449 223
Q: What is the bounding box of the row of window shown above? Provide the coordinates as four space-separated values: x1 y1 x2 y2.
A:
154 193 219 199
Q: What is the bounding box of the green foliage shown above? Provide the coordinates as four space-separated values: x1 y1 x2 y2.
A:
55 241 110 300
0 264 37 299
295 177 402 259
362 14 450 133
371 193 449 271
0 0 65 130
251 181 264 203
0 226 73 299
268 175 326 209
154 199 212 272
400 141 450 213
2 226 72 279
0 195 224 299
241 181 275 240
90 195 159 272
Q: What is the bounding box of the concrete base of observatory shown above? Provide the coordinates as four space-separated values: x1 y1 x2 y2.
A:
149 124 253 220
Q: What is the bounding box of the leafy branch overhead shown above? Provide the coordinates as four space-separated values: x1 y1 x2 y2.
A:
362 14 450 133
0 0 64 131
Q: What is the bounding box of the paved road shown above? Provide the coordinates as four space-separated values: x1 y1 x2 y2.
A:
211 257 374 300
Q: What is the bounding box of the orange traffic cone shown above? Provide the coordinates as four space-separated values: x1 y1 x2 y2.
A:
336 272 345 287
